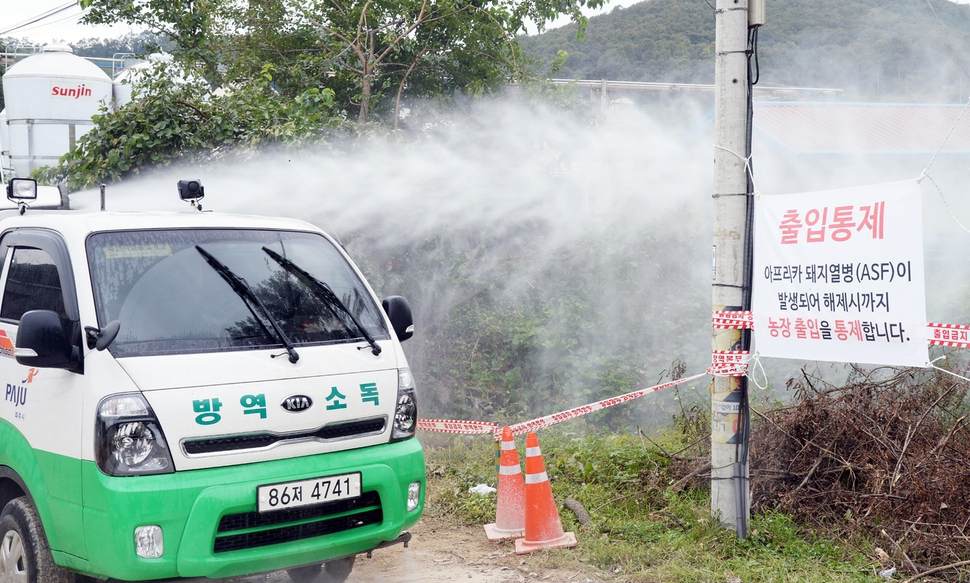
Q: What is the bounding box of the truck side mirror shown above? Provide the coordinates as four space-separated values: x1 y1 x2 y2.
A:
382 296 414 342
15 310 74 369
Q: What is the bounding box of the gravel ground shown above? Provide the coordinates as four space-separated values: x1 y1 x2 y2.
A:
228 516 605 583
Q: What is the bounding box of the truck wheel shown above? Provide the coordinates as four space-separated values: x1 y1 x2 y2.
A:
0 497 74 583
287 557 355 583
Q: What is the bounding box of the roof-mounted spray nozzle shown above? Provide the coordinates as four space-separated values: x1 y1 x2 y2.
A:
177 179 205 212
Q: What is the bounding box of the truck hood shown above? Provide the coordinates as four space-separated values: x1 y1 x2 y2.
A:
117 340 399 471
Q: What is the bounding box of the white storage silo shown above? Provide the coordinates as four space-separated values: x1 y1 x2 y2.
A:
2 45 112 177
113 54 183 108
112 59 149 108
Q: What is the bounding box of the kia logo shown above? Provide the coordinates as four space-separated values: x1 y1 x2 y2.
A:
281 395 313 413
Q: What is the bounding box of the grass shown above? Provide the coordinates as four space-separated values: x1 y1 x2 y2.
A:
424 430 879 582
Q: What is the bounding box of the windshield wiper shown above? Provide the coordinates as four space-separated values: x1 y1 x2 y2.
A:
262 246 382 356
195 245 300 364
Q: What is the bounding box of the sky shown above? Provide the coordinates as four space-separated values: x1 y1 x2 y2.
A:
6 0 619 43
1 1 132 44
2 0 970 44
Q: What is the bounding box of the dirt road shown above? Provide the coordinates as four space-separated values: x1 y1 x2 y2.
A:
235 517 606 583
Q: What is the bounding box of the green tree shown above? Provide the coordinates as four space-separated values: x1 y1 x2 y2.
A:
80 0 228 83
38 65 344 190
291 0 608 121
79 0 607 122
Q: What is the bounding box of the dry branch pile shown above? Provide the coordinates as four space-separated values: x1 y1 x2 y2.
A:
750 366 970 573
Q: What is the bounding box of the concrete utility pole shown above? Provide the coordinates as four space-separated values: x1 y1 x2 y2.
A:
710 0 761 536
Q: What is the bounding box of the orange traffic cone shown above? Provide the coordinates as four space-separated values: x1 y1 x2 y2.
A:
484 427 525 541
515 432 577 554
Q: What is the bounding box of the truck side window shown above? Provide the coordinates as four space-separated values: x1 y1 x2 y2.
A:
0 247 67 322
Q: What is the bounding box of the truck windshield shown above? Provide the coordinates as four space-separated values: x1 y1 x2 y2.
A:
86 229 389 357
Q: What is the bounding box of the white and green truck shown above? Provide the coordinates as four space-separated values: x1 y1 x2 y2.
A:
0 178 424 582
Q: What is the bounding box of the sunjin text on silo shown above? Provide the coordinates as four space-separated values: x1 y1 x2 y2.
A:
50 84 92 98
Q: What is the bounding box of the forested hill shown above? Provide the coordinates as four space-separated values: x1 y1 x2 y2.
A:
520 0 970 100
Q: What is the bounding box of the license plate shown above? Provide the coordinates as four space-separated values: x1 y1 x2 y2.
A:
257 473 361 513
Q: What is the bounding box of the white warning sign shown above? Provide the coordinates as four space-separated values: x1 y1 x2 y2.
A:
753 180 928 367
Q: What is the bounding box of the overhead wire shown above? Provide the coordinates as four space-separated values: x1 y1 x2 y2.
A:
0 1 79 36
14 7 86 35
1 3 71 34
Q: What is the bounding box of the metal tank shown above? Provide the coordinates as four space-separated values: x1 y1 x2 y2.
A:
112 58 155 108
2 44 112 177
113 53 184 108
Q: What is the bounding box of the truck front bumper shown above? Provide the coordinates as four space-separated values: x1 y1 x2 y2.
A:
74 438 425 581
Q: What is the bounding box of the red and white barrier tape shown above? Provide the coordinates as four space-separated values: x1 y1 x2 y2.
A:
506 372 708 436
420 314 970 438
712 310 753 330
416 418 498 435
927 323 970 349
417 372 708 437
708 350 750 377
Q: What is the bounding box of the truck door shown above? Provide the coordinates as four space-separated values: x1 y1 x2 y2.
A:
0 229 85 559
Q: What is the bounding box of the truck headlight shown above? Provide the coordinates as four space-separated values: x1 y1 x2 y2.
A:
391 368 417 441
96 394 174 476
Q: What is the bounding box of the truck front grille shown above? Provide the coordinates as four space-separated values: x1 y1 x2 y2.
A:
214 491 382 553
183 417 387 455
